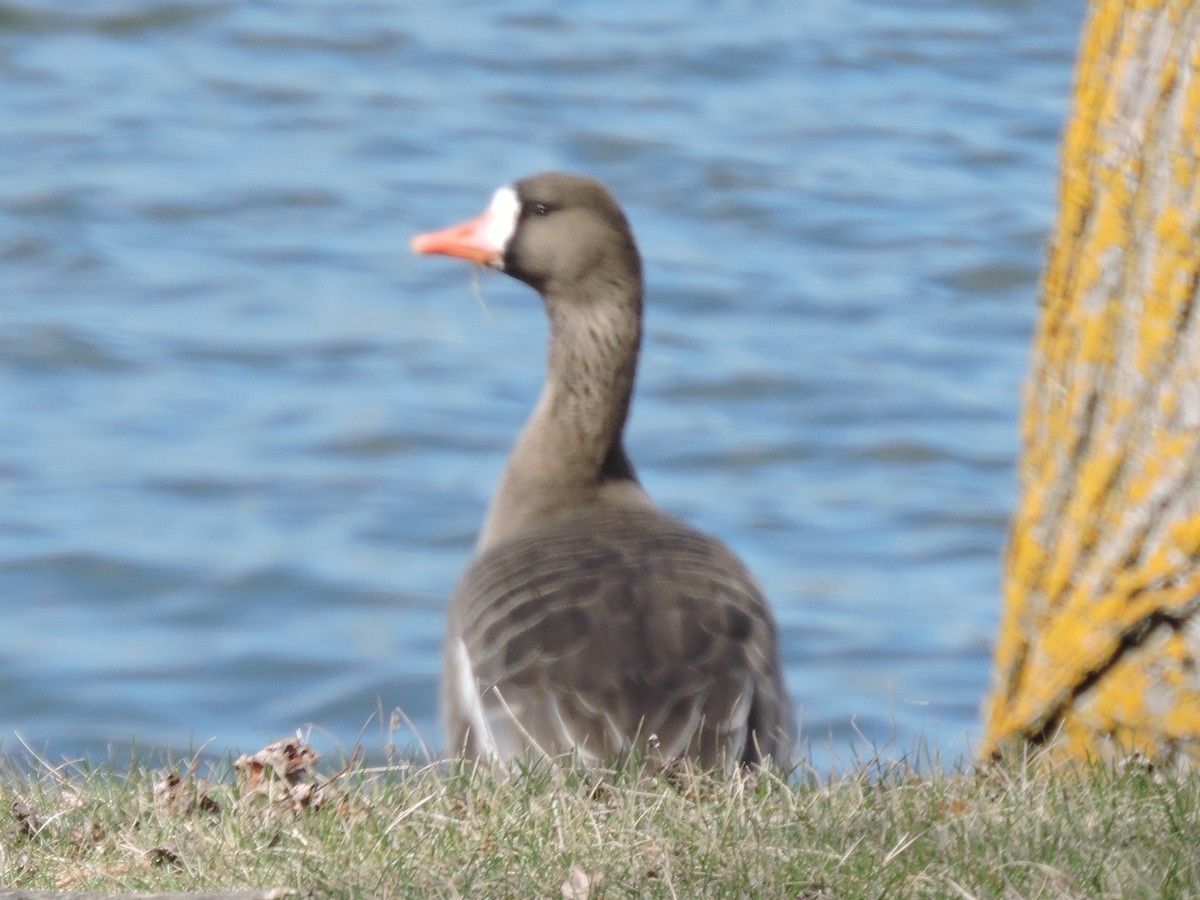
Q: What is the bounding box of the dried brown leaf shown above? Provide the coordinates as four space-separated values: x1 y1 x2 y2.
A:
235 737 320 786
561 865 601 899
11 798 43 836
155 769 221 815
146 846 183 868
289 781 322 809
154 771 185 803
71 822 106 847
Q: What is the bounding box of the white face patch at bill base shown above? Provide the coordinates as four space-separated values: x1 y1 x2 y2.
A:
482 185 520 264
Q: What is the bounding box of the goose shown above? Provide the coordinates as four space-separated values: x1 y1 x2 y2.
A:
412 172 791 770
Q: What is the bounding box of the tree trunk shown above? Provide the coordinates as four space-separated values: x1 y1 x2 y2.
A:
982 0 1200 765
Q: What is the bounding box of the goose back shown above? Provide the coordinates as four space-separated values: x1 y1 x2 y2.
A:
443 506 791 768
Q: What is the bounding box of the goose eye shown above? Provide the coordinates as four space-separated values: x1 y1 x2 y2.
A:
529 202 550 217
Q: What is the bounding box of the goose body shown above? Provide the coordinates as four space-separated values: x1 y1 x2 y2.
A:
413 173 791 768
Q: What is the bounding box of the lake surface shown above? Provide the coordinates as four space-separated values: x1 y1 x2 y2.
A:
0 0 1084 772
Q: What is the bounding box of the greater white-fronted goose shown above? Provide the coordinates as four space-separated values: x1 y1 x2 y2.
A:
412 172 792 770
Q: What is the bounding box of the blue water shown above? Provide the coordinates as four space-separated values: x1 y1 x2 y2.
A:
0 0 1084 771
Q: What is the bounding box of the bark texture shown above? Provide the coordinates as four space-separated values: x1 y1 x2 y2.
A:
983 0 1200 764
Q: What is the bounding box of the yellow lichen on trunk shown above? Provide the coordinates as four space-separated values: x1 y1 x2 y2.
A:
983 0 1200 764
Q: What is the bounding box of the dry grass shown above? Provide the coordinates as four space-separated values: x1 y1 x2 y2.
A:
2 740 1198 898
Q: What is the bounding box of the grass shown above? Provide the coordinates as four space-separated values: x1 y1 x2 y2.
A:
2 739 1199 898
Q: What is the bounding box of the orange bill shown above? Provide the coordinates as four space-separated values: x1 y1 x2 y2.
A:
411 212 503 266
